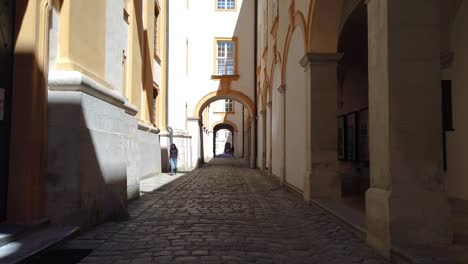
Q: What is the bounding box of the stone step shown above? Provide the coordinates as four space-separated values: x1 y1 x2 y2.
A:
310 198 367 240
453 215 468 244
450 198 468 245
0 225 26 248
0 225 79 264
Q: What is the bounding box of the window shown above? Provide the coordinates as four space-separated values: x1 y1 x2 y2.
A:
224 99 233 112
442 80 454 171
216 0 235 10
216 39 236 75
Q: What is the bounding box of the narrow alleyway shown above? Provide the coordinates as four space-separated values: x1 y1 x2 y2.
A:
60 159 388 264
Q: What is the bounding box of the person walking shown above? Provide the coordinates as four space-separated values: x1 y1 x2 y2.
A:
169 143 178 175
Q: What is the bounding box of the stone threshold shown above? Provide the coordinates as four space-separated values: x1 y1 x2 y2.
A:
0 223 79 263
311 198 367 240
311 198 468 263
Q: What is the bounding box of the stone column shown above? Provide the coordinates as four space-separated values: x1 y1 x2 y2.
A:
267 102 273 177
366 0 451 256
300 53 343 203
261 109 267 171
187 117 201 168
249 119 256 169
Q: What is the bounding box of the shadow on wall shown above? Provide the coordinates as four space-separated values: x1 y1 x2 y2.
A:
47 94 130 230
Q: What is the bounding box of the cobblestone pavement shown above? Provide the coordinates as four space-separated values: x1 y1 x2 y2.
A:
64 158 389 264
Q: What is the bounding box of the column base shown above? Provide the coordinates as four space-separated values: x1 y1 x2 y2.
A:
303 170 311 203
366 187 452 257
310 158 341 199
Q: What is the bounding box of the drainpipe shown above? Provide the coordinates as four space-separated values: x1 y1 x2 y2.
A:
253 0 258 168
165 0 170 129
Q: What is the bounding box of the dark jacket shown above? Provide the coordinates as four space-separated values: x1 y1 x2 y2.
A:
170 148 178 159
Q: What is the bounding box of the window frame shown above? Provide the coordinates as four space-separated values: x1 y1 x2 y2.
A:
215 0 237 12
224 99 234 113
213 37 238 76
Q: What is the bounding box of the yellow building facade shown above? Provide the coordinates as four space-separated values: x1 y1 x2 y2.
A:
1 0 168 228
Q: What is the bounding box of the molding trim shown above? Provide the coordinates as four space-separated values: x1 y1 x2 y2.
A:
300 53 343 68
49 70 139 116
277 84 286 94
138 121 160 134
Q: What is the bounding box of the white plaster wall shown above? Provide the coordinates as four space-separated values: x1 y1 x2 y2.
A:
168 0 254 166
445 0 468 201
284 29 306 191
271 66 283 178
168 0 190 130
257 110 264 168
48 6 60 68
153 58 161 86
105 0 128 93
172 129 192 171
168 0 255 119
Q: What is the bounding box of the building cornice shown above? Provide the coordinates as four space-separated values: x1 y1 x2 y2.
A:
48 70 138 116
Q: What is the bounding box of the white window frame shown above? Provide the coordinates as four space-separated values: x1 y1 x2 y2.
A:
216 0 236 11
216 40 236 75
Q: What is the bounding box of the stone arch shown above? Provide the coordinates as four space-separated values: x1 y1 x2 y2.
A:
210 120 239 132
268 52 281 102
281 9 307 86
193 90 255 119
307 0 345 53
261 69 269 111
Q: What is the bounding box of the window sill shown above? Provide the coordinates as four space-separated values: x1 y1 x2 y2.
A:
211 74 240 80
213 111 235 114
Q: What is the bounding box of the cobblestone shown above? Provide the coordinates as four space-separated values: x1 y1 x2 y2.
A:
66 158 389 264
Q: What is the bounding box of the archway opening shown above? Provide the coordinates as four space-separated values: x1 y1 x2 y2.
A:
336 2 369 213
214 127 234 158
196 96 252 164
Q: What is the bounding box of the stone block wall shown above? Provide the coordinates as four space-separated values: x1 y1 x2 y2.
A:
47 71 162 229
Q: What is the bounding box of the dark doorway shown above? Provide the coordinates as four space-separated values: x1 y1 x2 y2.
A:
0 0 15 221
337 2 369 213
213 123 235 158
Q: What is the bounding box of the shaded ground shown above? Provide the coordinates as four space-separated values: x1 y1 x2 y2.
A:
59 158 389 264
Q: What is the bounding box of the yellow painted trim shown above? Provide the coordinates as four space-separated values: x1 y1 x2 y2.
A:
306 0 316 51
211 120 239 132
211 74 240 80
155 0 162 59
262 47 268 60
55 60 112 90
193 90 255 118
214 0 237 12
271 17 279 38
213 37 239 76
268 52 281 102
281 8 307 87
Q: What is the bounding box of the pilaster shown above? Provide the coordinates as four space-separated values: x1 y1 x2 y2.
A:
366 0 451 256
300 53 343 203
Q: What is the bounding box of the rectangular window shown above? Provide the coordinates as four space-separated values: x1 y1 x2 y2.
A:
216 0 235 10
442 80 454 131
442 80 454 171
225 99 233 112
346 113 357 161
216 40 236 75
